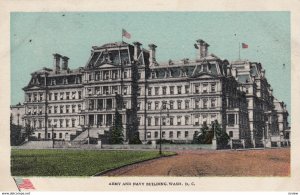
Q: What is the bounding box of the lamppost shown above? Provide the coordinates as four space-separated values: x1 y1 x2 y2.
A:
51 125 54 148
159 101 170 155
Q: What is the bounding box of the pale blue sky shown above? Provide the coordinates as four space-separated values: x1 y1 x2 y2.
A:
11 12 290 113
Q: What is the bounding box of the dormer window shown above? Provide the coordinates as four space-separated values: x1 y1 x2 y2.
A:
75 77 81 84
63 78 68 84
104 71 109 80
51 78 56 85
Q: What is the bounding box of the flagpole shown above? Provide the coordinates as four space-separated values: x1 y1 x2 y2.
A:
13 177 21 192
239 42 241 60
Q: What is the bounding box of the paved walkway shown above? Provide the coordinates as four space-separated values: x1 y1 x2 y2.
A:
101 148 290 176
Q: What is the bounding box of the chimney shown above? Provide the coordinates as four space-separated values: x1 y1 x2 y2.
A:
53 53 61 72
133 42 142 61
62 56 69 70
232 67 237 78
195 39 210 60
148 44 157 66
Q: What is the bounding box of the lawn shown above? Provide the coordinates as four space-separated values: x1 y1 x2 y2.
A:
11 149 175 176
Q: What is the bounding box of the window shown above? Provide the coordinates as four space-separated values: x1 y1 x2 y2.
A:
185 131 189 138
155 87 159 95
137 87 141 96
147 117 152 126
170 117 174 125
66 92 70 100
148 102 152 110
28 93 32 102
51 79 56 85
169 131 173 138
203 99 208 109
155 131 158 138
39 93 43 101
185 116 189 125
78 104 81 111
88 74 92 81
54 93 58 101
72 119 76 127
123 87 128 95
177 131 181 138
123 71 128 79
72 105 76 113
195 85 200 94
54 106 58 114
185 100 189 109
66 119 69 127
155 102 159 110
177 116 182 125
137 102 141 111
162 131 165 138
60 119 63 128
155 118 159 126
162 87 167 95
229 131 233 138
72 92 76 99
112 86 118 94
78 91 82 99
48 119 51 128
60 92 64 100
48 133 51 139
48 93 52 101
211 99 216 108
66 105 70 113
170 86 174 95
177 101 182 109
103 86 109 95
33 93 37 102
95 71 100 81
148 87 152 96
48 106 52 114
177 86 182 94
63 78 68 84
228 114 235 125
170 101 174 110
104 71 109 80
185 85 190 94
112 71 118 80
59 133 62 139
53 133 57 138
54 119 58 128
203 84 208 93
162 117 166 126
95 87 101 95
194 116 199 126
147 132 151 138
211 83 216 92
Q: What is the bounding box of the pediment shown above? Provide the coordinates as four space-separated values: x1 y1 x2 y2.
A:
192 72 217 79
96 63 118 68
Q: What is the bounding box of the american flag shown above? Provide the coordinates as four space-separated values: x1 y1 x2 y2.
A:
242 43 248 48
122 29 131 39
14 178 35 190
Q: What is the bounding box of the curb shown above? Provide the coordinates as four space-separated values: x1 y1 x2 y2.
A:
93 153 178 176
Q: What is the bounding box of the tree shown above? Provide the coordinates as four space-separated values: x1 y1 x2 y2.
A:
129 131 142 144
109 109 124 144
10 114 24 146
192 121 212 144
24 123 35 141
213 120 230 148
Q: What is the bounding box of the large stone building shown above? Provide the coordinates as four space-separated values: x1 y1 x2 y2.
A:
18 39 290 147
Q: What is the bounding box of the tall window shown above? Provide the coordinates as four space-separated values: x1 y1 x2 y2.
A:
104 71 109 80
185 85 190 94
177 86 182 94
169 131 173 138
203 84 208 93
177 131 181 138
78 91 82 99
66 119 69 127
185 116 189 125
155 87 159 95
211 83 216 92
147 117 152 126
162 117 166 126
155 118 159 126
60 92 64 100
72 119 76 127
54 106 58 114
170 86 174 95
148 87 152 96
170 101 174 110
66 92 70 100
162 87 167 95
185 100 189 109
155 102 159 110
170 117 174 125
72 105 76 113
54 93 58 101
39 93 43 101
177 101 182 109
177 116 182 125
203 99 208 109
195 85 200 94
72 92 76 99
148 102 152 110
60 119 63 128
211 99 216 108
66 105 70 113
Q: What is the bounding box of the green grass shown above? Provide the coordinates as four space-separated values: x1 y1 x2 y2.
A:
11 149 175 176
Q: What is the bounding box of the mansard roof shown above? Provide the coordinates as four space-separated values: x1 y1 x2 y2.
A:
92 41 130 50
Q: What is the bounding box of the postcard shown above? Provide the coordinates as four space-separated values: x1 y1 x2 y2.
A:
0 0 300 192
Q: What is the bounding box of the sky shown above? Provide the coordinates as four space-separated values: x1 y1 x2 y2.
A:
11 12 290 114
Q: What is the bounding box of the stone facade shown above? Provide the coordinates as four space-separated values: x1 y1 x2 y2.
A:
17 39 290 146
